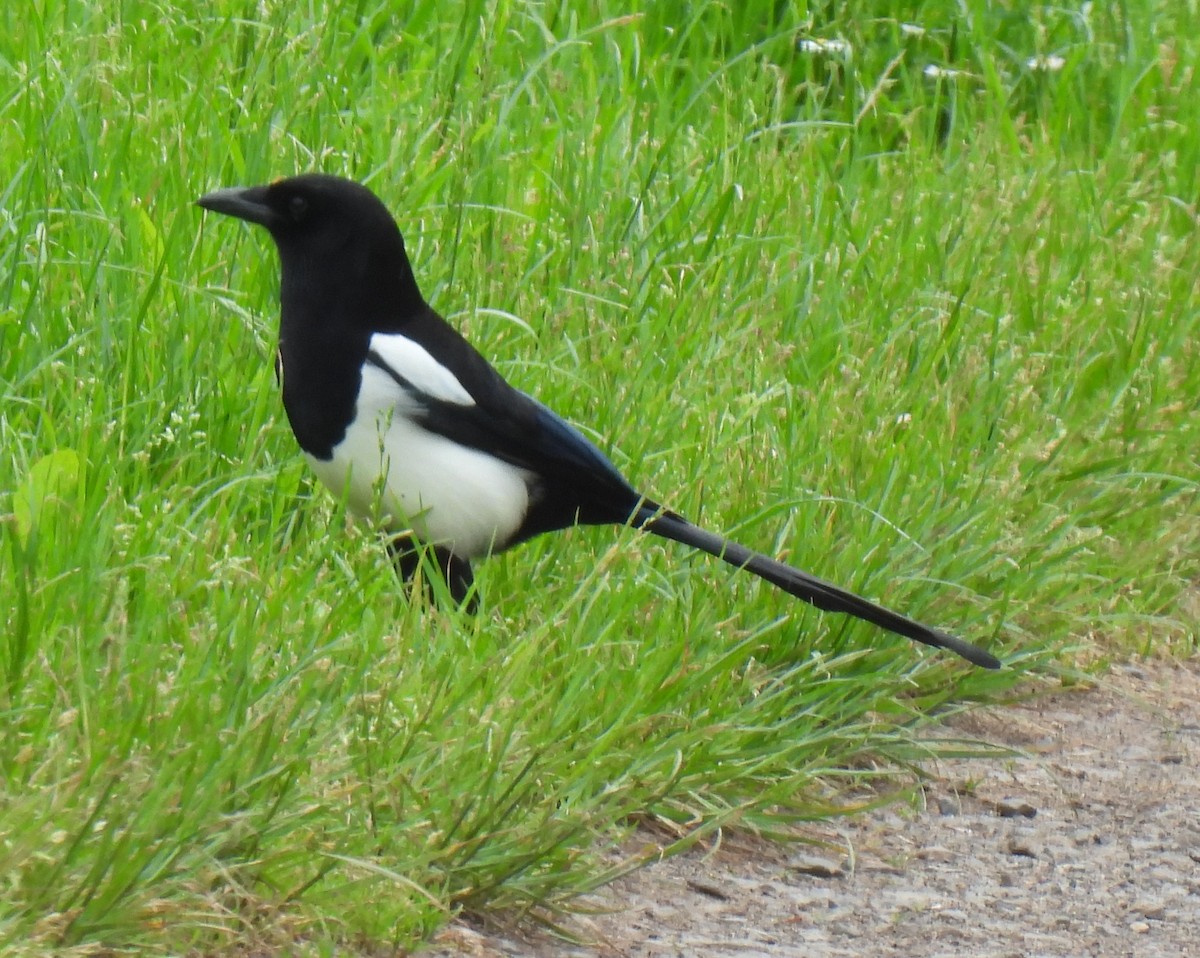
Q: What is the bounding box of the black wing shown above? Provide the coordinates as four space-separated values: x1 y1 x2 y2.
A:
364 329 651 542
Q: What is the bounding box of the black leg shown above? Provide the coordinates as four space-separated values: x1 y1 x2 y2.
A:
387 535 477 612
438 547 477 611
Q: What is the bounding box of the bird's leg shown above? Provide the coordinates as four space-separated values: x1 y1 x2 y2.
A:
439 546 477 612
387 534 477 613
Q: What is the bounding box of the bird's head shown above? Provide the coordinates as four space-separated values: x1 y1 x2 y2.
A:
198 173 424 320
198 173 402 256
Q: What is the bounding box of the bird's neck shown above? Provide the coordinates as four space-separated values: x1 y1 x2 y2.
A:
271 263 380 460
273 236 428 457
280 236 425 332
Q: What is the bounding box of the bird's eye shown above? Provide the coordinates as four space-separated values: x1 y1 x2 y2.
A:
288 195 309 220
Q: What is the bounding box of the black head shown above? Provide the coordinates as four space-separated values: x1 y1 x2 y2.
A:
198 174 425 322
198 173 397 241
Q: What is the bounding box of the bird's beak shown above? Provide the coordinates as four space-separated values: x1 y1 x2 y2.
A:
196 185 280 228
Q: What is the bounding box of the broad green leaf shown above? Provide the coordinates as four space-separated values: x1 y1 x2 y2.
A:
13 449 81 547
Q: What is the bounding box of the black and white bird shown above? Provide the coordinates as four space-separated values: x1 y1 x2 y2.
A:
197 174 1000 670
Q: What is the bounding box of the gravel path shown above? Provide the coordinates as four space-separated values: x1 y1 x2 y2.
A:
429 662 1200 958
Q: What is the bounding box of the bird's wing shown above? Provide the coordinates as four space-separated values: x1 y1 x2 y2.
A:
366 334 474 406
365 331 647 528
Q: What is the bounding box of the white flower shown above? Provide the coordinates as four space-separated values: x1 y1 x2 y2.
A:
797 37 853 59
923 64 972 80
1026 54 1066 72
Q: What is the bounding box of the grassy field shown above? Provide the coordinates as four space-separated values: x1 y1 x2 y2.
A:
2 1 1197 953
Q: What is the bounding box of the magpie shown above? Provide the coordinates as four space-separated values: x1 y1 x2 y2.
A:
197 174 1000 670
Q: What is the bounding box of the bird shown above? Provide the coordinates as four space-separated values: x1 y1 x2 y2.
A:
197 174 1001 670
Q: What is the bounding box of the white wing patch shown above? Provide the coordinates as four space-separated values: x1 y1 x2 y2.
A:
367 332 475 406
306 362 530 559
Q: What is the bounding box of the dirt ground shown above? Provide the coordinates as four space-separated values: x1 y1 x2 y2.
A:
426 661 1200 958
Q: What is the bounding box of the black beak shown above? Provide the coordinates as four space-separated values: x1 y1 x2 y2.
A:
196 185 280 228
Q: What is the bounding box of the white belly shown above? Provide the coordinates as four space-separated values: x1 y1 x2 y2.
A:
306 364 531 558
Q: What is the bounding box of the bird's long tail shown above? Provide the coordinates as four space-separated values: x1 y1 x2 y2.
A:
637 509 1000 669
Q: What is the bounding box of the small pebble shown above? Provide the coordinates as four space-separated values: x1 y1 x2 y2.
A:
995 798 1038 819
1070 828 1108 847
1007 837 1038 859
789 856 844 879
685 879 729 901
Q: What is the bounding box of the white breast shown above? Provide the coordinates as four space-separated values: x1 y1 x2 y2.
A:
306 350 532 559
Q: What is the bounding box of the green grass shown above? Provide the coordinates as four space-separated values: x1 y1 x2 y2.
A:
1 0 1197 953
